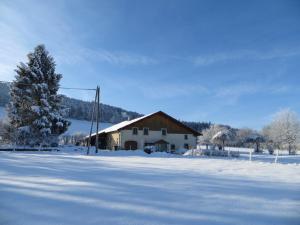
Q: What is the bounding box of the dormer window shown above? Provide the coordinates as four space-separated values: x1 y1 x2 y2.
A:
132 127 138 135
161 128 167 136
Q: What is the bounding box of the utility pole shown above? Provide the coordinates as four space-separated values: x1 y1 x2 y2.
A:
95 86 100 154
87 87 98 155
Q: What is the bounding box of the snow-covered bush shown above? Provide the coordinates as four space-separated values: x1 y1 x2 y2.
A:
212 128 235 150
200 125 231 149
244 132 265 153
59 132 86 146
184 149 239 157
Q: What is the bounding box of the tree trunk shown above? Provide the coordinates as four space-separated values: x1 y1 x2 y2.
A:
288 145 292 155
255 141 259 153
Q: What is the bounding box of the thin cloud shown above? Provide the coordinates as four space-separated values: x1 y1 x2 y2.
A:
55 48 157 66
216 83 259 98
214 83 293 105
0 0 158 81
194 48 300 66
92 49 157 66
139 83 209 99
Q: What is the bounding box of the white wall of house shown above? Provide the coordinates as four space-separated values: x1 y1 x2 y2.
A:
120 129 197 150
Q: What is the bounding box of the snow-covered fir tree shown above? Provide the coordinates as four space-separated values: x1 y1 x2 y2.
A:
8 44 70 146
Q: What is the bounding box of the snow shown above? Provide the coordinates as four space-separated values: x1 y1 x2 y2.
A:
56 121 64 127
0 149 299 225
31 106 41 114
93 112 157 135
66 118 112 135
0 107 112 135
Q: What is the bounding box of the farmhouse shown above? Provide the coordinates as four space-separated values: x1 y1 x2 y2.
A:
88 111 201 151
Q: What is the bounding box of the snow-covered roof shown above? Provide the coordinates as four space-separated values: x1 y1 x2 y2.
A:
90 112 157 136
87 111 201 138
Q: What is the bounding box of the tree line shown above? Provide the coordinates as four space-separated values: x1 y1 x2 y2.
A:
199 109 300 155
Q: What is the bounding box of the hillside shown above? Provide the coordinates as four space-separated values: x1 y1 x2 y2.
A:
0 82 142 124
61 95 142 123
0 107 111 135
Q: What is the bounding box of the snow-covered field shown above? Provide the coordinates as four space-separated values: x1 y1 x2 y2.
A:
0 149 299 225
0 106 112 135
65 118 111 135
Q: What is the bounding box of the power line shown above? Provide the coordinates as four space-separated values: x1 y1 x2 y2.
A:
0 80 97 91
60 87 96 91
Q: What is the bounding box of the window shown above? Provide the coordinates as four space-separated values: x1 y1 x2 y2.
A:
171 144 175 150
184 134 188 140
161 128 167 136
132 127 138 135
143 127 149 135
184 143 189 149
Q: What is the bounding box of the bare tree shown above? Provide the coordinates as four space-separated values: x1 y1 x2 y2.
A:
235 128 254 147
263 109 300 155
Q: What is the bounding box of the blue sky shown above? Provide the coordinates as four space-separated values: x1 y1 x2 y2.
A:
1 0 300 129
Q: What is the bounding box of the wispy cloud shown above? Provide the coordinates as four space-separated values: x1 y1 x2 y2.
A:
214 83 293 105
215 83 259 98
95 50 157 66
55 47 157 66
194 48 300 66
0 0 158 81
139 83 208 99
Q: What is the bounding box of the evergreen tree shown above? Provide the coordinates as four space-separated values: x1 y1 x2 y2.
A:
8 44 70 146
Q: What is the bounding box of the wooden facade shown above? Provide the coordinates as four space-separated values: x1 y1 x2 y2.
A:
123 111 199 135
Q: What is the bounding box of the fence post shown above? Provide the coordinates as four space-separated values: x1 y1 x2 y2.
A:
274 149 279 163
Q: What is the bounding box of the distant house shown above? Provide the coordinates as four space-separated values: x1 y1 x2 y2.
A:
87 111 201 151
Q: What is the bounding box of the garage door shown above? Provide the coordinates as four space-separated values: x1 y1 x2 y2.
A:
124 141 138 150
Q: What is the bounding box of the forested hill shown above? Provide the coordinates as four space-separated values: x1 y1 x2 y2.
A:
61 95 142 124
0 82 211 131
181 121 211 133
0 82 142 124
